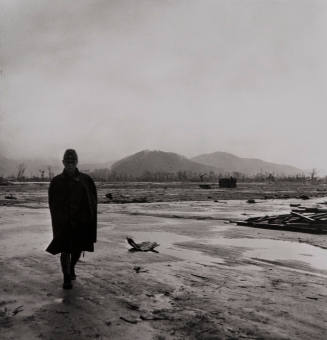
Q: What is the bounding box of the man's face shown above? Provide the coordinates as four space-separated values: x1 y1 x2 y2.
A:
63 157 78 174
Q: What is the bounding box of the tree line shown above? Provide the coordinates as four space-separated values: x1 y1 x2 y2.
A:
87 169 313 183
1 163 320 183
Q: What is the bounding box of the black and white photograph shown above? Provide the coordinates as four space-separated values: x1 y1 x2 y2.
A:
0 1 326 339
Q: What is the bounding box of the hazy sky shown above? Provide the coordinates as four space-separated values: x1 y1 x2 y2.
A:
1 0 326 170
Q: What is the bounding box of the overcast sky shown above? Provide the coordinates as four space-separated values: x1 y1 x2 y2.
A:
1 0 326 170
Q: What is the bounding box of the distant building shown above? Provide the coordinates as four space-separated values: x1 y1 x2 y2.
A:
219 177 237 188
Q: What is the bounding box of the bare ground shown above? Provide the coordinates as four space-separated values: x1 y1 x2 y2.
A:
0 183 327 339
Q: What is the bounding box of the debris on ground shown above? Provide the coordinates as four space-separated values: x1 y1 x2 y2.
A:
190 274 209 280
105 192 148 203
106 196 148 204
5 194 17 200
124 301 140 310
130 197 148 203
237 206 327 233
199 184 211 189
0 305 24 327
127 237 159 252
140 313 169 321
105 193 113 200
11 306 24 316
133 266 149 273
120 316 138 324
55 310 69 314
299 194 310 200
247 199 256 204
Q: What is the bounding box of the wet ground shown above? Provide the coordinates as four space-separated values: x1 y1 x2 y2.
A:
0 185 327 339
2 181 327 205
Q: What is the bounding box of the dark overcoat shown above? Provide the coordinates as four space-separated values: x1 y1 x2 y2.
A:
46 169 97 255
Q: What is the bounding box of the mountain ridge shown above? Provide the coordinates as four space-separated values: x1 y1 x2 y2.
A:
0 150 305 178
111 150 219 177
192 151 303 176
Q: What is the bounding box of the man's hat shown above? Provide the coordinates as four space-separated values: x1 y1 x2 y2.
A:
63 149 78 162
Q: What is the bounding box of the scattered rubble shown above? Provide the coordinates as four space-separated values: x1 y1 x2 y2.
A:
105 193 148 204
237 206 327 233
105 193 113 200
127 237 160 252
299 194 310 200
0 305 24 327
199 184 211 189
4 194 17 200
133 266 149 273
120 316 138 324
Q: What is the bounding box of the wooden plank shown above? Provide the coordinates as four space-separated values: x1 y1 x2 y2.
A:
293 207 327 213
312 213 327 220
236 221 327 234
291 211 315 222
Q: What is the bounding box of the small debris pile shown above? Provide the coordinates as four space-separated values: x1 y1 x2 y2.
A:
199 184 212 189
4 194 17 200
105 193 148 204
126 237 159 252
237 206 327 234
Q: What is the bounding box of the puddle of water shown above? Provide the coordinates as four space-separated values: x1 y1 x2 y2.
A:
128 231 224 265
249 258 327 279
128 230 327 274
207 237 327 272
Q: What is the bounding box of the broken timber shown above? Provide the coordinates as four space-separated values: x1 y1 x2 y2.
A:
126 237 160 252
236 207 327 234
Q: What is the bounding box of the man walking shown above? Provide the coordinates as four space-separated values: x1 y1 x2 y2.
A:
46 149 97 289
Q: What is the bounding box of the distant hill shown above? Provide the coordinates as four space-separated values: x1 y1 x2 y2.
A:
192 151 303 176
0 150 305 178
111 150 218 177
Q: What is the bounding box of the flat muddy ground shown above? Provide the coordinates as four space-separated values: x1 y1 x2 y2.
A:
0 182 327 339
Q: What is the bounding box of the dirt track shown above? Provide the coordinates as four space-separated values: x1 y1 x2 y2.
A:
1 184 327 339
